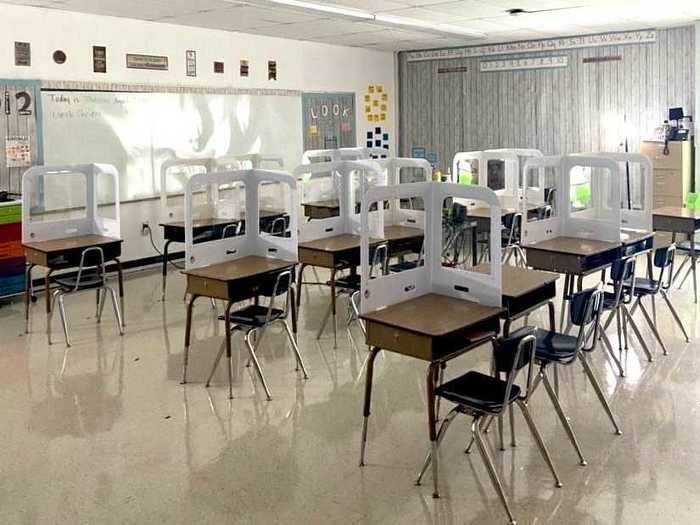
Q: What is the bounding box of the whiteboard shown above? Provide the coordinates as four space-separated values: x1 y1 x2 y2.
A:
41 90 303 202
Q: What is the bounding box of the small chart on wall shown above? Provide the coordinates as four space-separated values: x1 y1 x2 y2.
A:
42 88 303 203
0 79 43 195
302 92 355 151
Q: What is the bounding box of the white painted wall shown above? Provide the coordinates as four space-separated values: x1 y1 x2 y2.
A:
0 3 396 262
696 21 700 190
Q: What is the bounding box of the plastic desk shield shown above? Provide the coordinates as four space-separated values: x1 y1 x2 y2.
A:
294 161 344 242
521 156 563 246
184 169 298 270
294 160 385 242
561 155 621 242
160 157 215 223
22 163 120 243
377 157 431 228
347 160 386 237
576 152 653 232
452 150 519 197
360 182 501 315
301 147 383 165
215 154 284 170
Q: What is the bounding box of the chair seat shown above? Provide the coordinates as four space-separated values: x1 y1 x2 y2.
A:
218 304 285 327
534 328 578 362
602 291 620 310
436 371 521 414
676 240 700 253
54 270 104 291
624 277 658 297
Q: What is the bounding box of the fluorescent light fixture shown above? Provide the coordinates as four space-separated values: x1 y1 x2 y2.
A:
242 0 485 38
248 0 374 20
373 14 485 39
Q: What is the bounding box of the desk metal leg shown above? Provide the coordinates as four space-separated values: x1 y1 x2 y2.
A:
224 301 236 400
559 274 570 331
691 236 698 304
471 226 477 267
182 294 199 384
427 361 441 498
330 268 337 348
360 346 381 467
115 258 125 328
162 240 172 301
296 263 307 311
25 263 34 333
290 284 298 341
45 270 54 314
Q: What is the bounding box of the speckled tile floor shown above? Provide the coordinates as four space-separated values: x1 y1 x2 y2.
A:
1 264 699 524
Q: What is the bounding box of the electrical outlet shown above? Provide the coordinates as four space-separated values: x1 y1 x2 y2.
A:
141 222 150 236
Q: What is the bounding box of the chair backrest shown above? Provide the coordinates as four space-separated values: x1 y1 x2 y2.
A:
569 287 604 352
654 244 676 290
493 326 537 403
269 216 288 237
221 222 242 239
74 246 106 291
451 202 467 223
609 256 636 306
259 270 293 322
370 242 389 278
503 212 523 245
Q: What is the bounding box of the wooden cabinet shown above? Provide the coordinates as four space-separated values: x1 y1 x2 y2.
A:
641 140 693 208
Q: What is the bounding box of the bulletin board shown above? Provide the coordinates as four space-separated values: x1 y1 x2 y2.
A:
0 79 44 195
302 92 356 152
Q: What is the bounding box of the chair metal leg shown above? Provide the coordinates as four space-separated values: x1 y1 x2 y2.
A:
498 412 505 451
579 353 622 435
245 330 272 400
516 399 563 487
95 289 100 317
283 320 309 379
464 416 492 454
622 307 654 362
47 290 60 345
672 256 690 286
638 299 668 356
96 288 107 323
350 291 366 336
205 343 227 387
474 419 517 525
661 291 690 342
107 287 124 335
541 370 587 466
509 403 516 448
415 408 459 486
57 293 71 347
600 329 625 377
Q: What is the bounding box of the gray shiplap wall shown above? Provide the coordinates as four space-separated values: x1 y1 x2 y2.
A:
398 27 695 171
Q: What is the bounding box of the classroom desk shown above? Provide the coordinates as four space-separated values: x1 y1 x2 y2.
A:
359 293 503 497
159 210 287 299
23 234 124 330
653 206 700 302
182 255 298 396
524 231 653 329
475 264 559 333
382 225 424 255
297 234 383 343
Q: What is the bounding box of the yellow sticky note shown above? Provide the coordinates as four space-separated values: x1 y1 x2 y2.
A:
368 85 375 93
380 104 387 111
372 100 379 107
381 93 388 101
309 125 318 135
364 105 371 113
380 113 386 121
364 94 370 102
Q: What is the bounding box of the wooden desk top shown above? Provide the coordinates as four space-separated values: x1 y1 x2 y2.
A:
23 234 122 253
160 209 284 228
653 206 700 219
303 200 339 209
299 234 381 253
183 255 296 283
474 264 558 298
620 229 654 245
524 236 619 256
383 225 424 242
361 293 503 337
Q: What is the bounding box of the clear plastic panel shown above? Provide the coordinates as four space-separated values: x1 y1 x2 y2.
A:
29 170 87 222
212 181 246 226
486 159 506 192
258 180 291 238
300 167 341 221
443 196 496 273
162 162 208 199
